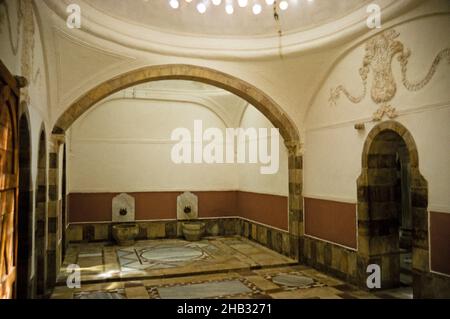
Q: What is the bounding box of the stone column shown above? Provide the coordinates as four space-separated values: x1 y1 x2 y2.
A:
285 140 303 262
46 134 64 289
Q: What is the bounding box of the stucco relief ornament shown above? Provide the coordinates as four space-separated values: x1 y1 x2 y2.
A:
0 0 23 56
329 29 450 121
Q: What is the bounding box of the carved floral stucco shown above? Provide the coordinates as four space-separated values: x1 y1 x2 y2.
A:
0 0 22 55
0 0 41 103
330 29 450 121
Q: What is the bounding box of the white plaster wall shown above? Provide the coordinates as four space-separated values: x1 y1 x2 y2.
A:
67 99 238 193
67 98 288 196
238 106 289 196
304 14 450 213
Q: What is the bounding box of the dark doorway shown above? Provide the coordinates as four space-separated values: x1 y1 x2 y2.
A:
365 130 412 288
357 121 429 297
35 129 47 297
397 146 413 286
0 60 20 299
17 114 33 298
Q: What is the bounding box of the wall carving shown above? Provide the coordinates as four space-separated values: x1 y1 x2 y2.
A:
0 0 42 104
329 29 450 121
22 0 44 102
0 0 23 56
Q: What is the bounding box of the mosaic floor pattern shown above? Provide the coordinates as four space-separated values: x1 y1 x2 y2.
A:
156 279 253 299
57 236 296 284
52 264 413 299
53 236 412 300
117 241 210 271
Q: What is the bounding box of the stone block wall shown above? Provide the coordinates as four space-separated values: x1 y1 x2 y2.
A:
302 236 358 285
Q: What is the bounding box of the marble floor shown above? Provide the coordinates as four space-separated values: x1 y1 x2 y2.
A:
53 236 413 299
57 236 296 284
52 264 413 299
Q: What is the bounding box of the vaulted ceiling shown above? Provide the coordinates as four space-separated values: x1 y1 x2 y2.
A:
87 80 250 129
85 0 371 37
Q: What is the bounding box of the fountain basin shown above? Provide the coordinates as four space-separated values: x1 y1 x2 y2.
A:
112 223 139 246
182 221 206 241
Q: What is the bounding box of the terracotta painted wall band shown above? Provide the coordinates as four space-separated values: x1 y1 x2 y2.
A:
304 197 357 249
430 211 450 276
68 191 288 231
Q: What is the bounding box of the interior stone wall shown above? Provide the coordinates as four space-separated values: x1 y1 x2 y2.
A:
303 12 450 298
302 236 358 285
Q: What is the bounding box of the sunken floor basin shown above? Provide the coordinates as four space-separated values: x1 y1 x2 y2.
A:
182 221 206 241
112 223 139 246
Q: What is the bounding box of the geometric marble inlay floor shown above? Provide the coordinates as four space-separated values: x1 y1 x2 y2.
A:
52 236 413 299
57 236 297 285
52 264 413 300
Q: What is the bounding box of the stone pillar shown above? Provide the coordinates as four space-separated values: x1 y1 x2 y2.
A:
35 131 47 297
285 140 303 262
410 181 430 297
46 134 64 289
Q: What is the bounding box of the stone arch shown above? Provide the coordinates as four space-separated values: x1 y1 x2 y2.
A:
16 108 33 298
356 121 428 296
35 125 47 297
52 64 300 144
51 64 303 261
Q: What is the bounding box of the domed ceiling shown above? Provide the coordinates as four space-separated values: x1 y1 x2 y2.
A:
85 0 372 37
42 0 415 59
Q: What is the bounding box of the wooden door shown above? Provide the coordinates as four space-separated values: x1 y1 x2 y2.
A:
0 61 19 299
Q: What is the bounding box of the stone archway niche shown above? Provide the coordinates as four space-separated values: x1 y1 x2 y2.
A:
48 64 303 276
356 121 429 296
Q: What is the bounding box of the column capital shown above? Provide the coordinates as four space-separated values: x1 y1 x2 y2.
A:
284 140 303 156
51 133 65 147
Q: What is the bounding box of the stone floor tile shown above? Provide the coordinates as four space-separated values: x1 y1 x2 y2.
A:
245 275 280 291
269 287 344 299
53 236 411 300
125 286 149 299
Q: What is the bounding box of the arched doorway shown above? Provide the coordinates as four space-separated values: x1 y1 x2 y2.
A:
0 64 20 299
16 113 33 298
357 121 429 295
50 64 303 264
35 128 47 297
